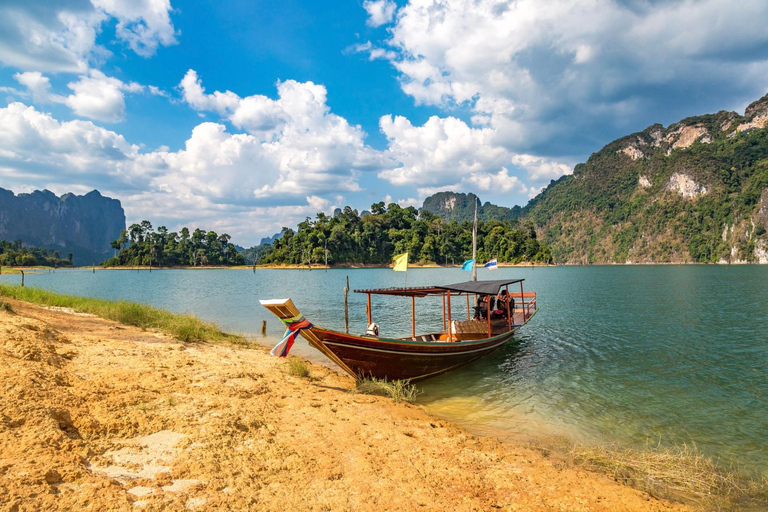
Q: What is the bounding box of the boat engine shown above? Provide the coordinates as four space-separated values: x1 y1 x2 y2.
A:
365 323 380 337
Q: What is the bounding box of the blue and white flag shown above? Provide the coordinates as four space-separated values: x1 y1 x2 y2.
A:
483 258 498 270
460 259 475 271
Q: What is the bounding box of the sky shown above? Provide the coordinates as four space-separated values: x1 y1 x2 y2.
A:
1 0 768 246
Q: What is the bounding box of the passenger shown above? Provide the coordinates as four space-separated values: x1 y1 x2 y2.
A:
495 290 509 318
482 294 493 319
474 294 486 319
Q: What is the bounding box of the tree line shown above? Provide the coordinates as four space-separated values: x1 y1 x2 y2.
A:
0 240 74 267
258 202 552 265
104 221 245 267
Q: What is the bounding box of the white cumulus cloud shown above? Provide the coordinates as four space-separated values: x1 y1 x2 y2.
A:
0 0 177 72
378 113 572 199
363 0 397 27
179 70 389 197
370 0 768 154
13 71 57 104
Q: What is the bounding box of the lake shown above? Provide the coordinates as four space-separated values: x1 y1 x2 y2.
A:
3 265 767 477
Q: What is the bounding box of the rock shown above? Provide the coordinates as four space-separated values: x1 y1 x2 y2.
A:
0 188 125 265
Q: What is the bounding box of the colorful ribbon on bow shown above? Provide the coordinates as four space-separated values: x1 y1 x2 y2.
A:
270 314 313 357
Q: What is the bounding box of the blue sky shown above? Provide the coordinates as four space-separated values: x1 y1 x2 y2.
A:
1 0 768 245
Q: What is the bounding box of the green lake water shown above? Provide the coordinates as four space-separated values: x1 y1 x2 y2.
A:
3 265 767 477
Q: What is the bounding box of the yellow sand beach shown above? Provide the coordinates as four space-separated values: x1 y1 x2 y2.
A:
0 297 685 511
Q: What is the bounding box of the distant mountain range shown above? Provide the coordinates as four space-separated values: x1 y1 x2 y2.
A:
0 188 125 265
521 93 768 264
416 92 768 264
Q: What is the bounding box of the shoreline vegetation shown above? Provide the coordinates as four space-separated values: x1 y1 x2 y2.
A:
1 284 766 510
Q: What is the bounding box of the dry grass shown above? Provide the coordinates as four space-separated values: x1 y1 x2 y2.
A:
0 300 14 313
0 283 245 345
568 441 768 511
286 357 311 379
355 377 420 403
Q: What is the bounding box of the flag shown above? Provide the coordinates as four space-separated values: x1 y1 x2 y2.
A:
461 259 474 271
270 314 313 357
484 258 498 270
393 252 408 272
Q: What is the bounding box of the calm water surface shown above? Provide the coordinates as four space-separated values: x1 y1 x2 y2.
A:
4 265 767 476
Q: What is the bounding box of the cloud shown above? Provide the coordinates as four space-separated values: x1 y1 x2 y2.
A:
179 70 389 197
370 0 768 156
378 113 571 199
0 102 161 189
13 71 57 103
13 69 162 123
0 0 176 72
64 71 129 123
92 0 178 57
363 0 397 27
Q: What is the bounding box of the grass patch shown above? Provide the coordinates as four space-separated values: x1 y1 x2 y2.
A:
0 283 243 344
0 300 14 313
569 441 768 510
355 377 420 403
286 357 311 379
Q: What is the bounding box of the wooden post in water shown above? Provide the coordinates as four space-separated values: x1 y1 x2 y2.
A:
344 275 350 334
20 270 24 288
92 260 95 273
261 320 267 335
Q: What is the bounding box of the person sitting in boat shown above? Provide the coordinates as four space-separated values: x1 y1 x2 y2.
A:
494 290 510 319
476 294 495 319
474 294 485 319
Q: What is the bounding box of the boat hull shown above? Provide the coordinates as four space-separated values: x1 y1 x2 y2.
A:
309 327 518 381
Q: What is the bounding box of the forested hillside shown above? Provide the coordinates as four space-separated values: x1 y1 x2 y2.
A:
0 240 74 267
522 93 768 264
258 203 550 266
103 221 245 267
421 192 521 223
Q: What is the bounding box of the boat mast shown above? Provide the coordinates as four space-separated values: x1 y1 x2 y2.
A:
471 195 478 282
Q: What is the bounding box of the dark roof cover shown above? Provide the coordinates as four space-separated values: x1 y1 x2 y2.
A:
353 286 444 297
436 279 523 296
354 279 523 297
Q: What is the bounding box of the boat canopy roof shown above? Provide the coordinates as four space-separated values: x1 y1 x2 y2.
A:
354 278 524 298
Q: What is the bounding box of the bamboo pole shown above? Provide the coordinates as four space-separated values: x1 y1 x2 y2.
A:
466 294 470 320
487 294 491 338
344 276 350 333
441 293 446 330
506 285 511 329
411 296 416 339
366 292 372 326
446 290 452 341
520 281 526 322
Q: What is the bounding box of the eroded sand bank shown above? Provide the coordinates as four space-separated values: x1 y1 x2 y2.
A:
0 298 685 511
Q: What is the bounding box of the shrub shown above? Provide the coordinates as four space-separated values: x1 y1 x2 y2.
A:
355 377 419 403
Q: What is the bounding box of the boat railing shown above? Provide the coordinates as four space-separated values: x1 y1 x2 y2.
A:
509 292 537 320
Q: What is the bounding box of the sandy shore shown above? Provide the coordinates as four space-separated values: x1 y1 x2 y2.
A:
0 297 685 511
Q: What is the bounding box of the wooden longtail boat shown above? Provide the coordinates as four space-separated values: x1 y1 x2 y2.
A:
260 278 537 382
